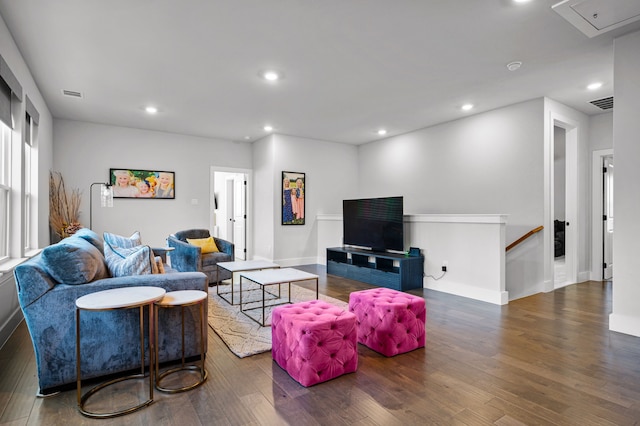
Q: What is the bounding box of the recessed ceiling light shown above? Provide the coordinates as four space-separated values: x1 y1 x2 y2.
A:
244 136 251 140
261 70 283 82
513 0 532 3
507 61 522 71
263 125 273 132
377 129 387 136
587 82 603 90
145 106 158 114
461 104 474 111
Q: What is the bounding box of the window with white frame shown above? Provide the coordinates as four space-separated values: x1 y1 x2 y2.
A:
0 53 24 264
24 113 32 251
0 119 10 261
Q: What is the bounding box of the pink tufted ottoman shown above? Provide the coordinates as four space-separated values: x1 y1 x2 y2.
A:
271 300 358 387
349 288 426 357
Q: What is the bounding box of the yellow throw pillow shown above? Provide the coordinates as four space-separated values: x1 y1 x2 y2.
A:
186 236 220 253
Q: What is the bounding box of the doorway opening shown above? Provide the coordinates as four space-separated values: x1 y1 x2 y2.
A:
591 149 613 282
544 110 579 292
553 126 567 286
211 167 252 261
603 155 614 281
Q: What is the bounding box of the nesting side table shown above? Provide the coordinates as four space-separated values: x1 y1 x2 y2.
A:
75 286 166 418
154 290 208 393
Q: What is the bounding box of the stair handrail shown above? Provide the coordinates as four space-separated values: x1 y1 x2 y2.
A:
506 226 544 252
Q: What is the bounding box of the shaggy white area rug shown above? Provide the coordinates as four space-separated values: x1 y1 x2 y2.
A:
207 284 348 358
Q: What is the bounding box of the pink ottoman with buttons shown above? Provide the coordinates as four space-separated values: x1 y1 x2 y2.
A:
349 288 426 357
271 300 358 387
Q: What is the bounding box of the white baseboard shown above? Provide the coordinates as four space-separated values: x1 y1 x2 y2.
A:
609 313 640 337
577 270 591 283
424 280 508 305
0 308 23 350
275 257 319 268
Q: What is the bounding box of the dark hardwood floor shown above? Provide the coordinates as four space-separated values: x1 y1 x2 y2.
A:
1 266 639 425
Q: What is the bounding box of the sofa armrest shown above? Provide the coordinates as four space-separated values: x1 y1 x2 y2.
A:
14 260 56 309
90 270 208 293
167 236 201 272
213 237 235 260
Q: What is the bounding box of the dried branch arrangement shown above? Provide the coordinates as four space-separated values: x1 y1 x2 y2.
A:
49 171 82 238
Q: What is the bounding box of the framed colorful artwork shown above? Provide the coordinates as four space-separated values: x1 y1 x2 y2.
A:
109 168 175 199
282 171 305 225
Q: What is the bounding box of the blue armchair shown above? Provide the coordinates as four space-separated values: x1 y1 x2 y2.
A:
168 229 234 285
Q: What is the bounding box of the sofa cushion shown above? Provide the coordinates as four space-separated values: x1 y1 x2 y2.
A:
104 243 156 277
201 251 232 267
187 236 219 253
41 237 108 285
103 231 142 249
73 228 105 255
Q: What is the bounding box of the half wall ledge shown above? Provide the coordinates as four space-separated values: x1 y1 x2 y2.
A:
317 214 508 305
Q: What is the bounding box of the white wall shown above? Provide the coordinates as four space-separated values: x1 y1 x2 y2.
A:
589 112 613 151
53 119 252 247
0 14 53 347
357 99 547 299
611 29 640 337
358 99 545 240
318 214 508 304
251 135 276 261
270 134 359 265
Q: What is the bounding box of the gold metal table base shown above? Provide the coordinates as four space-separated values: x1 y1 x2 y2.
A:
75 286 165 418
155 290 208 393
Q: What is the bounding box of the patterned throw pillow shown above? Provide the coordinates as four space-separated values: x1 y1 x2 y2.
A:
186 236 220 253
103 231 142 249
104 242 156 277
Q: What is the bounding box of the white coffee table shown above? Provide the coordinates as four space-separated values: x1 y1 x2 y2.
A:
239 268 319 326
75 286 166 418
216 260 280 305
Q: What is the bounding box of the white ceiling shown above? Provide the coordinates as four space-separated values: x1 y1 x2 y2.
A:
0 0 638 145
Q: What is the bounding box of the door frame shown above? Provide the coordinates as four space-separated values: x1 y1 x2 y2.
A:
210 166 252 261
544 111 579 291
591 149 613 281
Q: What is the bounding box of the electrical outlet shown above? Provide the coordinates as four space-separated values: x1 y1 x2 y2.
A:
442 260 448 272
441 265 447 272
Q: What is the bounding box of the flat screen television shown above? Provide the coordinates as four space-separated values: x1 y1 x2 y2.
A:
342 196 404 253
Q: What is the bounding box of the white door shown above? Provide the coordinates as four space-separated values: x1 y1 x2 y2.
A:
233 176 246 260
212 168 251 260
225 178 234 242
603 156 614 280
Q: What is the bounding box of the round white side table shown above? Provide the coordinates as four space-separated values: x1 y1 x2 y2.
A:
154 290 208 393
75 286 166 418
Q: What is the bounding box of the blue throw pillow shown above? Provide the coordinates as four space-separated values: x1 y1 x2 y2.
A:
104 242 156 277
42 237 109 285
103 231 142 249
72 228 104 255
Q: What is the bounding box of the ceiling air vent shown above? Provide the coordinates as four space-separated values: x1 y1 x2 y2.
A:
590 96 613 111
62 89 83 98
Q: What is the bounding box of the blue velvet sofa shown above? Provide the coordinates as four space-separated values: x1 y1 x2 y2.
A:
168 229 234 285
14 228 208 396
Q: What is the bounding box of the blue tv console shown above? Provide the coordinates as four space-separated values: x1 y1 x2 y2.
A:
326 247 424 291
